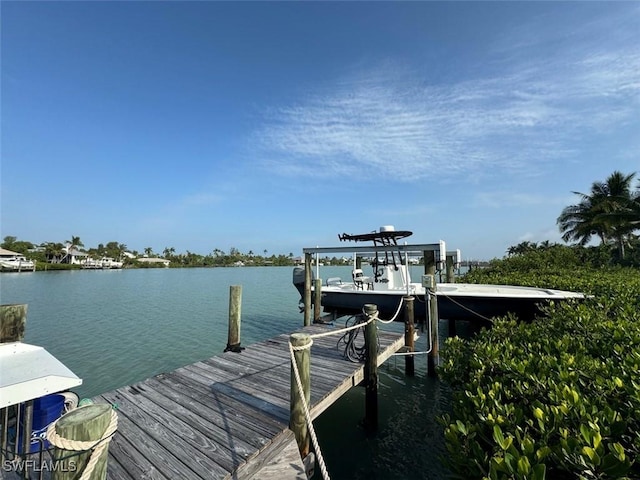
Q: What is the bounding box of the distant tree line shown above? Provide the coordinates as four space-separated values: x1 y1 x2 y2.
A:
0 235 304 268
3 170 638 269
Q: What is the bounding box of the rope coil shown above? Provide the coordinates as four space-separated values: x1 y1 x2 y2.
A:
46 406 118 480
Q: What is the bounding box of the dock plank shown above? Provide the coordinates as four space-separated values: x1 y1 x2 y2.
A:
100 394 199 479
238 430 307 480
95 324 404 479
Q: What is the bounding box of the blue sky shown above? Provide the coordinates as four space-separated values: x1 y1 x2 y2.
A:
2 2 639 260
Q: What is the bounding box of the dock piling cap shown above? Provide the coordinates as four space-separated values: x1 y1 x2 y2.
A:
290 332 312 347
363 304 378 316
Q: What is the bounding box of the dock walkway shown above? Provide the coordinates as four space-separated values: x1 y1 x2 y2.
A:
94 324 404 479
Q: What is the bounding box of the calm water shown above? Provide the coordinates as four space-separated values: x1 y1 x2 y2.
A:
0 266 456 479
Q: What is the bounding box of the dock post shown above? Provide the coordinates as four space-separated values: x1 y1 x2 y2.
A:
424 250 437 276
313 278 322 323
225 285 244 353
445 256 457 336
0 304 27 343
50 404 114 480
445 255 455 283
304 253 312 326
422 251 437 332
427 285 439 377
403 296 415 376
290 333 311 457
363 304 378 434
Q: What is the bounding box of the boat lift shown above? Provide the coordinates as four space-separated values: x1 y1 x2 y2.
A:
300 239 446 326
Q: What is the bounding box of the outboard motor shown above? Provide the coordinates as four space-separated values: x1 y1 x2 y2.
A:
292 266 314 298
293 266 315 312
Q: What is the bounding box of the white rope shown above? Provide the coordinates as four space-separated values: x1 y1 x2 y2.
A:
308 315 375 340
391 350 431 356
288 307 380 480
46 406 118 480
289 339 330 480
373 297 404 324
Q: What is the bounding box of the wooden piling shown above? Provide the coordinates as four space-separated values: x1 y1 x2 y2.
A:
403 296 415 376
289 333 311 457
313 278 322 324
303 253 312 326
423 250 437 276
445 256 456 283
445 256 457 337
363 304 378 434
422 251 437 332
427 284 439 377
225 285 244 353
52 404 112 480
0 304 27 343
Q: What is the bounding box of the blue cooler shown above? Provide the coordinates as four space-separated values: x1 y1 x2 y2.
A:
18 394 65 453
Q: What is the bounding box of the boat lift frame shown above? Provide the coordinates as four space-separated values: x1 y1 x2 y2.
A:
300 241 446 326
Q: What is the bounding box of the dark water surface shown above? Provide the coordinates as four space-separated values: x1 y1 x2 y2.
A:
1 267 458 478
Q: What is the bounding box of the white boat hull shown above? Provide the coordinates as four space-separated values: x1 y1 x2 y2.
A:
294 269 585 322
0 257 35 272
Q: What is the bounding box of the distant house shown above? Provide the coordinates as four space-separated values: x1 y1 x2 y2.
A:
47 244 88 265
0 247 21 259
66 248 88 265
137 257 170 267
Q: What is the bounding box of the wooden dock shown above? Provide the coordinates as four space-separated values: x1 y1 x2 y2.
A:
93 324 405 479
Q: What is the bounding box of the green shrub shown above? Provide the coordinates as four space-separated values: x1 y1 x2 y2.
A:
439 266 640 479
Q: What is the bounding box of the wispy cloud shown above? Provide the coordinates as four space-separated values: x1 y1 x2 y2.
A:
517 228 564 245
181 192 223 207
253 6 639 183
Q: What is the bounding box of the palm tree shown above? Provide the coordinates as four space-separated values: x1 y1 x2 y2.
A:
118 243 128 260
629 183 640 228
557 171 637 258
506 241 537 257
60 235 84 263
539 240 554 250
69 236 84 251
593 171 637 259
45 242 65 263
599 178 640 229
60 235 84 264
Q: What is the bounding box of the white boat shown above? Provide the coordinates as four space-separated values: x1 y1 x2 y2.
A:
81 257 123 269
81 258 102 269
0 255 36 272
293 227 586 322
100 257 123 269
